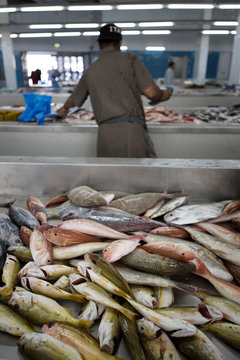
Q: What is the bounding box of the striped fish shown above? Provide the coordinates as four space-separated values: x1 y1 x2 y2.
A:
203 321 240 350
0 303 33 336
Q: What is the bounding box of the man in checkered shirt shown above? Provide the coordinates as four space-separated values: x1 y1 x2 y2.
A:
58 23 172 157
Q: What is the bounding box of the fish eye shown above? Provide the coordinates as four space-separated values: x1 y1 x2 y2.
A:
54 233 58 236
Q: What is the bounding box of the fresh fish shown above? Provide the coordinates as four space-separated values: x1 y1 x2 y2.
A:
198 222 240 247
53 242 110 260
0 303 33 336
99 191 115 204
164 200 230 225
224 261 240 285
102 238 142 263
20 226 32 247
194 264 240 305
174 329 224 360
53 275 71 292
18 332 83 360
26 196 47 224
9 204 39 229
109 192 176 215
223 200 240 214
98 307 121 354
9 288 92 328
44 200 72 220
203 321 240 350
114 265 201 298
119 248 195 277
144 199 165 218
156 304 222 325
30 227 53 266
43 227 98 246
119 302 145 360
137 318 181 360
83 253 133 298
21 276 85 303
131 285 158 308
67 185 108 207
0 217 23 247
7 245 33 263
154 287 174 308
59 205 163 232
199 291 240 325
150 226 190 239
18 261 35 279
58 219 130 239
151 196 187 219
45 194 68 208
142 233 232 281
24 264 78 280
100 190 130 200
43 322 123 360
0 254 19 296
186 226 240 266
79 300 105 321
69 274 136 320
127 297 197 337
0 240 6 275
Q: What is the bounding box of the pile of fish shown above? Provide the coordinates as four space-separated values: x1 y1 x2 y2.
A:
190 104 240 124
0 185 240 359
63 110 96 124
144 107 203 124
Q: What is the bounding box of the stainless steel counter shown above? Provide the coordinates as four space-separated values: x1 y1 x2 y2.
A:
0 122 239 159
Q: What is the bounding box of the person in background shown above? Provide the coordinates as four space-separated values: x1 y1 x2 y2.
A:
58 23 172 158
164 61 175 87
30 69 41 85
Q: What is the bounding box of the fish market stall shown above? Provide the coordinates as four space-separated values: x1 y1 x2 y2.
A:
0 122 240 159
0 157 240 360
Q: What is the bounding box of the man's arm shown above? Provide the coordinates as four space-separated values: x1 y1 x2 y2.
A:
57 95 75 117
143 85 172 106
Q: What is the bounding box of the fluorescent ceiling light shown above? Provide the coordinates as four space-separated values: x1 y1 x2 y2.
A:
54 32 81 37
219 4 240 9
0 7 17 13
29 24 63 29
65 23 99 29
231 30 237 34
146 46 166 51
117 4 163 10
20 6 64 12
19 33 53 38
202 30 230 35
168 4 214 9
68 5 113 11
83 31 99 36
121 46 128 50
142 30 171 35
0 35 2 38
139 22 174 27
10 34 18 38
115 23 136 28
122 30 140 35
214 21 238 26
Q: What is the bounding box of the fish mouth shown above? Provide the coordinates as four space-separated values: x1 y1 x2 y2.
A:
72 277 86 285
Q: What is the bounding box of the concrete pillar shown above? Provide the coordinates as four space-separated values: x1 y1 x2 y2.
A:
193 10 211 85
0 0 17 90
229 12 240 85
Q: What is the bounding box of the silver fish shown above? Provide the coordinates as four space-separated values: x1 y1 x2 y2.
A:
151 196 187 219
164 200 230 225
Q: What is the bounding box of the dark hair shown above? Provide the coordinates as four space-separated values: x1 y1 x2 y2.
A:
98 39 121 46
169 61 175 67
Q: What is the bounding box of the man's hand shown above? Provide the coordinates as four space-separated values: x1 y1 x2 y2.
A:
57 106 68 118
149 89 172 105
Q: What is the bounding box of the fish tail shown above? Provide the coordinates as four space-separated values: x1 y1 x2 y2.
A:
119 306 138 321
69 294 86 303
